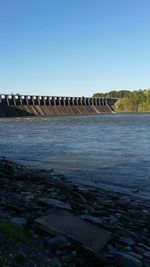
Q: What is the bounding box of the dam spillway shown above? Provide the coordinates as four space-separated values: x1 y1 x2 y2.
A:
0 94 117 117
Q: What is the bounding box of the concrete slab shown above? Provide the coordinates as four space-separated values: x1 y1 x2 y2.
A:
35 209 111 254
38 197 72 211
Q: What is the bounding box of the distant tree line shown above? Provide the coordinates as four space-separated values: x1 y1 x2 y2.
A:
93 89 150 112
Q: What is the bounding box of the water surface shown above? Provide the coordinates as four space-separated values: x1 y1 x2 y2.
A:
0 113 150 197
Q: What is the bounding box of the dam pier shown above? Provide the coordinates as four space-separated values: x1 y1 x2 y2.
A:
0 94 117 117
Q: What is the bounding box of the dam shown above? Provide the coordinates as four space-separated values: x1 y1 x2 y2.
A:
0 94 117 117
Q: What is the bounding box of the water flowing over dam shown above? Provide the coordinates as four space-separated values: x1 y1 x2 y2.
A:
0 94 117 117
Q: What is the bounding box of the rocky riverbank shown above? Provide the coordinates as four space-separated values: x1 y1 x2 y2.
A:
0 158 150 267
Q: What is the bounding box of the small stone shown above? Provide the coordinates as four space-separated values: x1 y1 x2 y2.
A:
62 251 77 264
80 214 103 226
143 259 150 267
25 194 34 201
138 243 150 251
128 209 141 218
126 252 143 260
47 235 70 250
78 187 89 193
107 244 117 254
120 229 139 242
125 246 133 251
72 192 87 204
148 239 150 247
115 252 143 267
135 245 146 254
119 236 136 246
117 196 131 206
38 197 72 211
143 252 150 259
87 206 95 214
51 257 62 267
109 215 119 224
93 210 108 216
10 217 27 227
132 189 139 193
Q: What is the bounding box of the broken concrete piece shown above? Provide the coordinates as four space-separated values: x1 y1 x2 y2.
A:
10 217 28 227
38 197 71 211
46 235 70 250
35 209 111 254
80 215 103 226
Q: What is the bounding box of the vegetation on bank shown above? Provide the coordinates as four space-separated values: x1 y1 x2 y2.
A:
93 89 150 112
0 223 34 247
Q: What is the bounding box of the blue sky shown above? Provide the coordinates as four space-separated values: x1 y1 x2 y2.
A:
0 0 150 97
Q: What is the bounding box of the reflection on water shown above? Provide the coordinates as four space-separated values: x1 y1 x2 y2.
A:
0 113 150 196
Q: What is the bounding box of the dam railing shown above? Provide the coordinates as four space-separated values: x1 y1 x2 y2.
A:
0 94 117 116
0 94 116 107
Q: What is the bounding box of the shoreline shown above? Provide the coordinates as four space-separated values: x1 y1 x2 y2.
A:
0 158 150 267
68 177 150 204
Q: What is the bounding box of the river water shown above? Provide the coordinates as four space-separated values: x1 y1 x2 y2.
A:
0 113 150 198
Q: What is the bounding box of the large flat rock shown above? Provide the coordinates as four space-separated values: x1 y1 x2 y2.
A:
38 197 72 211
35 209 111 254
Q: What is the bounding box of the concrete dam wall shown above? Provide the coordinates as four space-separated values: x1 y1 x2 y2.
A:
0 94 117 117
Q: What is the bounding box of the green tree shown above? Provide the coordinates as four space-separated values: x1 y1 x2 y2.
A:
93 89 150 112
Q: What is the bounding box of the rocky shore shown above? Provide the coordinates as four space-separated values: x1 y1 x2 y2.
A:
0 158 150 267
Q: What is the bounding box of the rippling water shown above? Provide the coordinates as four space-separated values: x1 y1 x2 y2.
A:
0 113 150 197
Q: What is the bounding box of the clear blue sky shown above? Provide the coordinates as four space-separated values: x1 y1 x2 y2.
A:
0 0 150 97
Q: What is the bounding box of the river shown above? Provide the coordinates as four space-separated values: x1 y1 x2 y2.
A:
0 113 150 198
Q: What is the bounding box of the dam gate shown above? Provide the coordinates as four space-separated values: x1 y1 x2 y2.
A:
0 94 117 117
